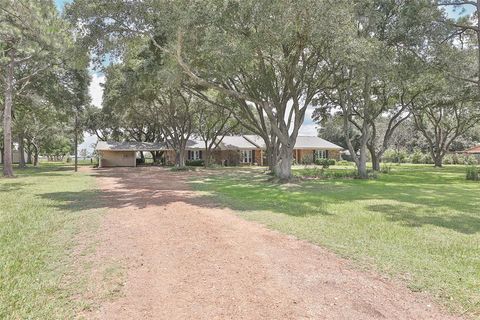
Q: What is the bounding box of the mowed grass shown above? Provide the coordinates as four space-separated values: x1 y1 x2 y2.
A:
0 163 103 319
192 164 480 316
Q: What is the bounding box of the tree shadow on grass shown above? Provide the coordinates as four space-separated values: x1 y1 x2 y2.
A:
367 204 480 235
37 166 480 229
0 182 31 192
38 167 333 217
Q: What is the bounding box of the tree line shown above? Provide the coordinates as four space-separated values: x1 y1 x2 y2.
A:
2 0 479 180
1 0 90 177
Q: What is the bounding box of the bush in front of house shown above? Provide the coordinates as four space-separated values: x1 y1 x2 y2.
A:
337 160 353 166
170 166 191 172
301 154 313 165
315 158 336 168
466 166 479 181
186 159 204 166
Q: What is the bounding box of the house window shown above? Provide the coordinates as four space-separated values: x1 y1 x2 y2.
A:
240 150 252 163
315 150 327 159
188 150 202 160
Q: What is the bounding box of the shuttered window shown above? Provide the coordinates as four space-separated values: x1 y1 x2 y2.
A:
188 150 202 160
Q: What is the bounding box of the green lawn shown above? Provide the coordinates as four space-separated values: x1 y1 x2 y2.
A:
0 164 103 319
191 164 480 316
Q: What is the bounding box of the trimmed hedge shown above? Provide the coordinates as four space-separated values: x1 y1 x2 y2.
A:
315 158 336 168
186 159 205 166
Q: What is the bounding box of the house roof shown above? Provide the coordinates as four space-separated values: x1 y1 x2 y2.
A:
294 136 343 150
96 141 167 152
220 135 260 150
463 145 480 154
242 135 266 148
96 135 343 152
183 139 205 150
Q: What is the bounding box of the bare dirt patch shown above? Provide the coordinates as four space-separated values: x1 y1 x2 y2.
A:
79 166 461 319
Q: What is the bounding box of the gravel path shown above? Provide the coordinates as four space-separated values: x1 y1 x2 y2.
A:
81 167 460 319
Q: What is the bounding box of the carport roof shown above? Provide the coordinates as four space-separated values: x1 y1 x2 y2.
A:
96 141 167 152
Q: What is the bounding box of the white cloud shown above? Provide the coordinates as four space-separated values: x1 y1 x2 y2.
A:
299 105 318 136
89 73 105 108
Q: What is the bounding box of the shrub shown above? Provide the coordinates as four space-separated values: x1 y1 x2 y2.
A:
136 158 145 165
464 154 478 165
341 153 354 162
337 160 351 166
443 154 455 165
326 170 357 179
423 153 434 164
315 158 335 168
443 153 474 165
383 149 408 163
466 166 479 181
297 167 357 179
301 154 313 165
410 150 423 164
186 159 204 166
170 166 190 172
380 164 392 174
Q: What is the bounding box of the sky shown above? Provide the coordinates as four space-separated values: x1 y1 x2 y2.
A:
54 1 474 153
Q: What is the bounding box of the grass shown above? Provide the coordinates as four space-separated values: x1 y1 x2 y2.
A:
0 163 104 319
191 164 480 317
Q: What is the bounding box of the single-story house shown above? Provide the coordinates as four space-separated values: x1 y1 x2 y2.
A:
96 135 343 167
461 145 480 160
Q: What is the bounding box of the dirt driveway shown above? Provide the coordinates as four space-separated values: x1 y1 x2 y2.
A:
81 167 459 319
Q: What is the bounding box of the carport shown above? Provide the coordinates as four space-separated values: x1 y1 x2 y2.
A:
96 141 166 168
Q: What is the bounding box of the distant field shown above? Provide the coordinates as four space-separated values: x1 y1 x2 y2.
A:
191 164 480 316
0 164 103 318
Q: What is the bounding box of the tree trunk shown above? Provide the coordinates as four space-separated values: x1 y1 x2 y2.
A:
151 151 157 163
176 149 186 167
433 153 443 167
275 144 293 181
267 143 278 172
74 114 78 172
27 149 32 164
368 144 380 171
19 133 26 168
358 143 368 179
0 147 4 164
204 148 210 167
33 143 39 166
371 154 380 171
3 51 15 177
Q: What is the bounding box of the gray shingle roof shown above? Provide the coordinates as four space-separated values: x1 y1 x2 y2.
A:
219 136 259 149
294 136 343 150
96 135 343 152
96 141 167 151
